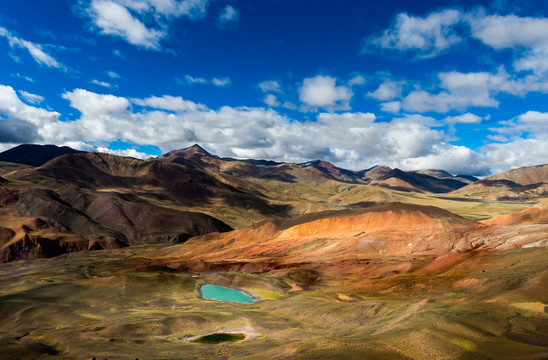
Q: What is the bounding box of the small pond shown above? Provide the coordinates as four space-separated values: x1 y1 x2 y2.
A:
199 284 257 303
190 333 246 344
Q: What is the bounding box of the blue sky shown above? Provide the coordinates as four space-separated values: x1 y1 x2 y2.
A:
1 0 548 175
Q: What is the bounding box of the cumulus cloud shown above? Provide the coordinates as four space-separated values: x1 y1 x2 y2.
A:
444 113 483 124
87 0 165 49
481 110 548 172
468 13 548 50
3 84 530 175
217 5 239 29
263 94 280 107
0 85 59 127
380 101 402 113
399 144 488 175
370 9 462 58
466 13 548 77
84 0 209 49
348 75 366 86
0 85 60 143
483 138 548 172
367 79 403 101
398 69 548 113
492 110 548 137
369 7 548 83
299 75 352 111
258 80 282 93
0 26 63 69
514 47 548 75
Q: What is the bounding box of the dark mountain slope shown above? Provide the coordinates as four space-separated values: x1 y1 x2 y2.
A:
0 144 86 167
452 163 548 200
371 168 470 193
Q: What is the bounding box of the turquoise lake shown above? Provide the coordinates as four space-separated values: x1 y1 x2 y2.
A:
199 284 257 303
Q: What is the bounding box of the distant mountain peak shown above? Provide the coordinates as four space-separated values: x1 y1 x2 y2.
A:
183 144 212 156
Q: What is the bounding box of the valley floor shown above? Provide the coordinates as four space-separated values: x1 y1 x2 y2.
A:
1 245 547 360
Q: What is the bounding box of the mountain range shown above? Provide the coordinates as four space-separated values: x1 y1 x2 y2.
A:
1 144 548 359
0 143 546 262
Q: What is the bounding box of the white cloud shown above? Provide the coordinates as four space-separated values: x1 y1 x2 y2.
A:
0 84 504 175
13 73 35 83
179 75 230 86
258 80 282 93
91 79 114 87
399 144 488 175
467 13 548 77
212 77 231 87
399 66 548 114
263 94 280 107
0 85 60 143
370 9 462 58
217 5 239 29
181 75 207 85
514 47 548 75
118 0 208 18
107 71 120 78
88 0 165 49
367 79 402 101
444 113 483 124
482 110 548 172
483 138 548 172
0 85 59 127
299 75 352 111
62 88 130 117
399 69 523 113
175 0 209 19
380 101 402 113
348 75 366 86
84 0 209 49
0 26 63 69
492 111 548 136
468 13 548 50
282 102 298 110
18 90 45 105
132 94 208 111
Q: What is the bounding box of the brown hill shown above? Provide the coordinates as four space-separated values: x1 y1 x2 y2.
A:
358 165 393 180
452 163 548 200
159 146 475 195
163 203 481 266
298 160 365 183
412 169 478 184
481 200 548 226
0 202 128 263
370 168 470 193
488 163 548 184
2 151 297 261
0 144 534 263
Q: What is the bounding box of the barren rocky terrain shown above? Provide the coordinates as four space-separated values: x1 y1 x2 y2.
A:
0 145 546 359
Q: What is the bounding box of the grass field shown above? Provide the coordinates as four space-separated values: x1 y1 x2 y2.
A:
1 245 547 359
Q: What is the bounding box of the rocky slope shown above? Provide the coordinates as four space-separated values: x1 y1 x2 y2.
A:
452 164 548 200
160 202 483 269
